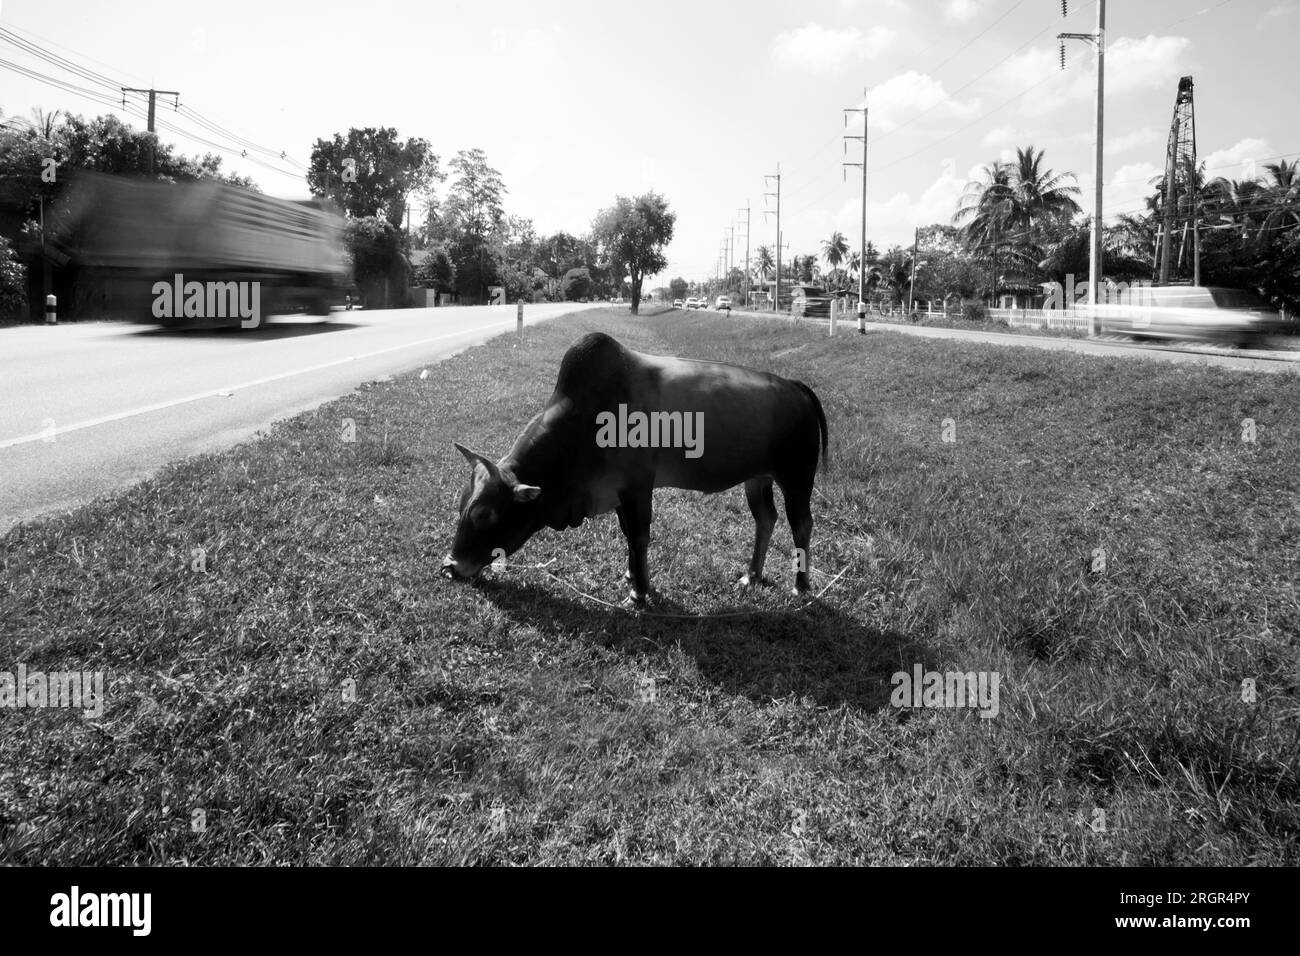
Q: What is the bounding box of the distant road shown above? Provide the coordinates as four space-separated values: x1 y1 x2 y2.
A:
714 307 1300 374
0 303 598 533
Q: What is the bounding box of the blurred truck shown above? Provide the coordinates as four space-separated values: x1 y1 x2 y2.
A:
47 171 350 328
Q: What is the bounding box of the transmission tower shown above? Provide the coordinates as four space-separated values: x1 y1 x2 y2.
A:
1155 76 1200 285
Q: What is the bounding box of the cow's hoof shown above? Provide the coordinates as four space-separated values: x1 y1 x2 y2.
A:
738 574 774 589
623 592 648 610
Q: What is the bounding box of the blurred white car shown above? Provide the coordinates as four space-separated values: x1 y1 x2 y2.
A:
1093 285 1285 346
714 295 732 311
684 297 702 309
672 299 684 308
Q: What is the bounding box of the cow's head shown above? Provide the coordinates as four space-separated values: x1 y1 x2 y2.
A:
442 443 543 581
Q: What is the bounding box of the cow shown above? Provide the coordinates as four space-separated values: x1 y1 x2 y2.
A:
442 332 828 604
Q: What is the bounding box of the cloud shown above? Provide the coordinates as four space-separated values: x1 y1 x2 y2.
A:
838 0 905 9
1203 138 1276 182
994 35 1194 116
1105 36 1196 94
1074 161 1161 219
1101 127 1162 156
772 22 895 74
944 0 983 22
811 162 970 249
982 124 1021 148
864 71 979 132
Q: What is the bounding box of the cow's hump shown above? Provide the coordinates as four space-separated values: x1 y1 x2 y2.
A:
555 332 634 395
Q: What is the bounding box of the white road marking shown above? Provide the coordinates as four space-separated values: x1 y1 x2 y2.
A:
0 319 517 449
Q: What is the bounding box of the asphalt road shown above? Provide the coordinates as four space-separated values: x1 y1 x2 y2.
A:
0 303 599 533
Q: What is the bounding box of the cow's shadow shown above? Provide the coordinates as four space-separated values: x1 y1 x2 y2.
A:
475 573 933 712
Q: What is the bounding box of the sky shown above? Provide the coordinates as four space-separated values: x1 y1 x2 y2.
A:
2 0 1298 286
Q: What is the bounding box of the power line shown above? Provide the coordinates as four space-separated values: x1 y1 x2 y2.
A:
0 27 308 180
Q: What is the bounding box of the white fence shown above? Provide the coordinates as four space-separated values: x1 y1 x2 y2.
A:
991 308 1093 332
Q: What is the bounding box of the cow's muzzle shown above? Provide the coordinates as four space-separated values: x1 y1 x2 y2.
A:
441 555 476 581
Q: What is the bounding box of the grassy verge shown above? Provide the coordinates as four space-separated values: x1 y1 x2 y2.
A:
864 309 1090 338
1 306 1297 864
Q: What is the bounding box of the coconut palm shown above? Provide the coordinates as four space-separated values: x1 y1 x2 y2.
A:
821 230 850 271
955 160 1013 242
1006 146 1082 232
955 147 1080 258
1202 176 1267 241
1258 159 1300 244
753 245 775 282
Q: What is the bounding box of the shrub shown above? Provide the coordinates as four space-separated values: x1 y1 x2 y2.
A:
0 236 27 320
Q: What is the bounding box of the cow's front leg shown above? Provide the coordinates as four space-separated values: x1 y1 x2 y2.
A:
616 488 653 605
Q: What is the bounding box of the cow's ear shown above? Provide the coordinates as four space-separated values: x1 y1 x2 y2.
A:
513 483 542 503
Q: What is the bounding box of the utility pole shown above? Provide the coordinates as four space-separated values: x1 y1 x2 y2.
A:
121 87 180 175
765 166 782 312
844 89 868 331
1059 0 1105 333
737 203 751 309
907 227 920 315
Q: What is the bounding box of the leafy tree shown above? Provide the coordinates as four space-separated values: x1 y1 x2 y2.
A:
345 216 406 307
436 148 509 302
562 266 592 301
590 192 675 314
414 246 455 292
669 277 689 300
307 127 440 226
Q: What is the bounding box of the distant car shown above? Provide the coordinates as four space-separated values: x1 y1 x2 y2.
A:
1093 285 1286 346
714 295 732 311
672 298 684 308
684 297 701 309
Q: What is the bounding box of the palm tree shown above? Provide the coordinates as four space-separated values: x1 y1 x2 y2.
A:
1258 159 1300 245
954 159 1015 301
1202 175 1267 241
753 245 775 283
821 231 850 271
1006 146 1082 233
954 159 1015 246
954 147 1080 300
28 107 62 139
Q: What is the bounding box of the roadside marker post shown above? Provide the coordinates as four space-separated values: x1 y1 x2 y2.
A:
45 294 57 325
517 302 523 333
829 297 837 337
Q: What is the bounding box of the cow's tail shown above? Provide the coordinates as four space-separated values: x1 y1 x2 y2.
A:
794 381 829 472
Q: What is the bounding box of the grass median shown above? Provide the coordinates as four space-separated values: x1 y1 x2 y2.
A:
1 305 1297 864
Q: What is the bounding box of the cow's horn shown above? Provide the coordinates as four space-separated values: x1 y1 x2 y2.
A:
453 442 499 476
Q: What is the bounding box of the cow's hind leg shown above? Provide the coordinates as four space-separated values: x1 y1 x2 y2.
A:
778 478 815 595
616 487 653 605
739 478 777 588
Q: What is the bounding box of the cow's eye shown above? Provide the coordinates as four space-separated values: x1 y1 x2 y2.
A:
471 507 497 528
